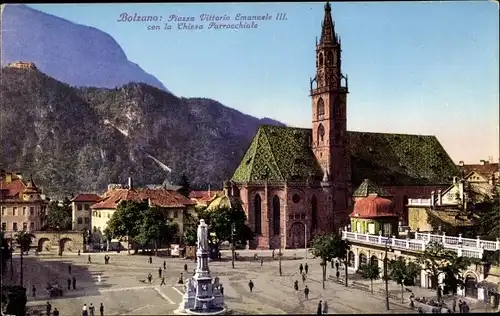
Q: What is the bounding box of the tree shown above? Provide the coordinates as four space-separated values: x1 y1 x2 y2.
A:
106 200 147 253
0 230 11 274
416 241 474 296
476 184 500 241
183 211 198 246
197 205 253 257
135 206 179 255
14 231 35 287
309 233 350 289
102 227 113 251
389 257 421 303
178 173 192 198
45 200 72 230
358 261 381 294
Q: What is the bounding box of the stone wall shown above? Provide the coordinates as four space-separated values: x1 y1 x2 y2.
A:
30 231 85 253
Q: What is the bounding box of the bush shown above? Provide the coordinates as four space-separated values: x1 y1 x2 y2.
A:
1 285 27 316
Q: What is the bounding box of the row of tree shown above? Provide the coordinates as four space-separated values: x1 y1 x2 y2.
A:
309 232 480 302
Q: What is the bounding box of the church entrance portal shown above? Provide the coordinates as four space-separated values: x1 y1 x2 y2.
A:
289 222 305 249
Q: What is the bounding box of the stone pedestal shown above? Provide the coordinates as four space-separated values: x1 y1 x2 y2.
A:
174 219 227 315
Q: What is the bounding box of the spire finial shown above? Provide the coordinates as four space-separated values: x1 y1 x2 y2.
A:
325 1 331 13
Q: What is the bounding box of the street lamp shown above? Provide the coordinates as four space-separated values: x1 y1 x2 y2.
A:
383 237 393 311
231 223 236 269
304 224 308 260
9 233 13 280
279 233 283 276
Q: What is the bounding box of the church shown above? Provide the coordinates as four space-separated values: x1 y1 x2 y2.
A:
223 2 459 250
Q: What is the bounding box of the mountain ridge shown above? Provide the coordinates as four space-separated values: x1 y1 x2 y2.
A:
0 67 284 198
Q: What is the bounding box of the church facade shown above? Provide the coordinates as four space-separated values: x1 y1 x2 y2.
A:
225 2 459 250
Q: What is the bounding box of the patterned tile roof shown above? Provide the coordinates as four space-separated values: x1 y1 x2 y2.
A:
71 194 102 202
91 188 195 209
351 195 397 218
231 126 460 186
231 125 323 182
353 179 391 197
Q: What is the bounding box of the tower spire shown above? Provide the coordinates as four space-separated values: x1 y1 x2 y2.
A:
320 2 335 44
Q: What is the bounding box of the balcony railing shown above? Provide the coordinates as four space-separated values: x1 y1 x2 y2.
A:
414 232 500 252
341 231 488 259
407 198 432 207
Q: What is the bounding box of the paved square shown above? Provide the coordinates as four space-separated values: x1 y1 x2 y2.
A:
5 251 421 315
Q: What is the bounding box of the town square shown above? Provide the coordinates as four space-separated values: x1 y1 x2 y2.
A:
1 1 498 315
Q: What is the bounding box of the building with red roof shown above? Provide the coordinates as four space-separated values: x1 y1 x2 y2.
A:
89 178 196 243
350 181 399 237
0 170 48 234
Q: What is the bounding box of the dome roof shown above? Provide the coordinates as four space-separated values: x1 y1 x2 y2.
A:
350 194 397 218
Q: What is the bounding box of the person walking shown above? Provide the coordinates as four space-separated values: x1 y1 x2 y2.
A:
88 255 92 264
67 278 72 290
89 303 95 316
52 308 60 316
148 256 152 264
458 300 463 313
163 260 166 270
299 263 304 275
304 285 310 300
32 285 36 298
305 263 309 274
322 300 328 315
147 273 152 283
317 300 323 315
46 302 52 316
336 270 340 280
452 298 457 313
68 264 72 274
158 267 162 278
220 285 224 297
73 276 77 290
260 257 263 267
294 280 299 291
302 273 306 283
160 276 166 286
78 249 81 256
99 303 104 316
463 302 470 314
82 304 88 316
335 261 339 271
248 280 254 292
184 263 188 272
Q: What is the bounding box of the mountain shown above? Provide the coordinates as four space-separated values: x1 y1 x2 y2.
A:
0 4 168 91
0 67 285 198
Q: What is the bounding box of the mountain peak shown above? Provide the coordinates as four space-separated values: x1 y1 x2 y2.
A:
1 4 168 91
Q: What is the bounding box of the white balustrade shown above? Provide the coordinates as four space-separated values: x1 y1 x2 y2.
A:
341 231 486 259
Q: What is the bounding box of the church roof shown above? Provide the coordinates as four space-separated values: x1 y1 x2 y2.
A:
231 125 460 186
231 125 324 182
353 179 390 197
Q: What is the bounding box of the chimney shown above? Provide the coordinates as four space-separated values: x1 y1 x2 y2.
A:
453 176 458 185
480 160 486 165
15 172 23 180
458 180 464 201
128 177 132 190
489 174 495 186
430 191 435 208
458 161 464 166
5 173 12 183
437 190 442 206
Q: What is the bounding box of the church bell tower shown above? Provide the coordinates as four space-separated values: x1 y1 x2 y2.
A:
310 2 351 229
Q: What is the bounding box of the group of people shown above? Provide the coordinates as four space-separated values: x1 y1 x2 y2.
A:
82 303 104 316
454 299 471 314
316 300 329 314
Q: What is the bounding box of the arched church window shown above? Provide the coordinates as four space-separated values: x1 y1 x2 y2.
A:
311 195 318 231
272 196 280 236
327 51 333 65
317 98 325 120
319 53 324 67
254 194 262 234
318 124 325 143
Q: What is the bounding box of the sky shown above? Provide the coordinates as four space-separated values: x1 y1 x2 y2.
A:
27 2 499 164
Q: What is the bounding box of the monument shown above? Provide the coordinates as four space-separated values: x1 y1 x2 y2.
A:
174 219 227 315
